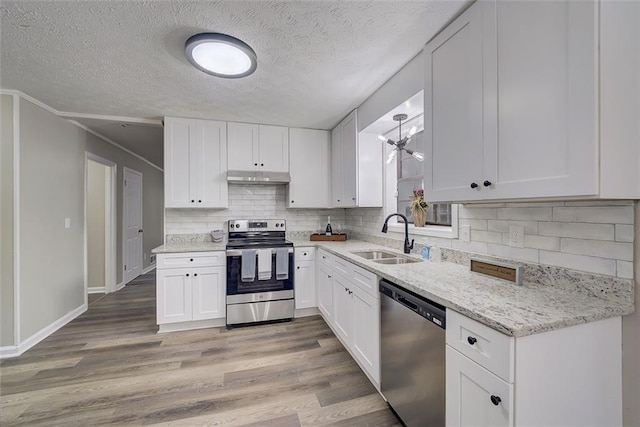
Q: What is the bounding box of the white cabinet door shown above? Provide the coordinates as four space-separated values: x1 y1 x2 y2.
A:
294 259 316 309
164 118 193 208
191 120 228 208
317 263 333 321
340 110 358 207
424 1 488 203
288 128 331 208
258 125 289 173
330 125 343 207
351 286 380 383
487 0 597 199
191 266 225 321
446 346 513 427
156 268 192 324
227 122 258 170
332 274 353 344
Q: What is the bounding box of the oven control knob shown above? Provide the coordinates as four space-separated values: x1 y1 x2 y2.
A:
275 223 279 227
280 223 284 227
235 224 240 228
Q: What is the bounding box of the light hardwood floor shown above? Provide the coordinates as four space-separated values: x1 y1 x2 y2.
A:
0 277 400 426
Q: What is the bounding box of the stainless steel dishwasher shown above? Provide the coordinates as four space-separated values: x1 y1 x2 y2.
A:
380 279 446 427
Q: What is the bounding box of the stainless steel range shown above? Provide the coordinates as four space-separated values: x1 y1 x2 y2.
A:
225 219 294 326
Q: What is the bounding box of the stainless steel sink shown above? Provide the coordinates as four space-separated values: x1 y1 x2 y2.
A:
351 250 398 260
372 257 421 265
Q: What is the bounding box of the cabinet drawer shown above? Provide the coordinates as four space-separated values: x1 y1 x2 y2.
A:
332 256 353 278
318 249 333 267
156 252 225 269
350 264 378 298
295 247 316 262
446 310 514 383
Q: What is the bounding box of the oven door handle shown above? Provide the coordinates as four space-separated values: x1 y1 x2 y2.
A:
226 247 294 257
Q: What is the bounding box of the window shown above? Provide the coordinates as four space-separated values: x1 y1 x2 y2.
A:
382 113 458 239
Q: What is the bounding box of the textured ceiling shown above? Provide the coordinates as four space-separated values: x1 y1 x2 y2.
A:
1 0 468 162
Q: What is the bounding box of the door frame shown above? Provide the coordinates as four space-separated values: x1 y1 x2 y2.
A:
122 167 143 286
84 153 117 300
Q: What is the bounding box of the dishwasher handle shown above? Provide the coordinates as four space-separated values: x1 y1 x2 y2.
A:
380 279 446 329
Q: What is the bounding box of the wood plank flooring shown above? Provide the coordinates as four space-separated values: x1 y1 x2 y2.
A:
0 278 400 426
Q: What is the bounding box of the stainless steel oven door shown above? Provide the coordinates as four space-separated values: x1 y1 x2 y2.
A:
226 248 294 295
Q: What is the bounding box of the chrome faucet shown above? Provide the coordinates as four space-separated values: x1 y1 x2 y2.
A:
381 213 414 254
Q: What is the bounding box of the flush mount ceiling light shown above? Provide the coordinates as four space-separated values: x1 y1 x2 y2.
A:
378 114 425 164
185 33 257 78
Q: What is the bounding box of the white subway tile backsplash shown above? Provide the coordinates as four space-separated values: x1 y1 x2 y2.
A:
560 238 633 262
458 206 498 220
563 200 633 207
552 206 634 224
486 244 539 263
617 261 634 279
539 222 615 241
523 235 561 251
488 220 539 234
451 240 488 253
459 218 488 230
540 250 617 276
615 224 634 243
497 207 553 221
471 230 503 244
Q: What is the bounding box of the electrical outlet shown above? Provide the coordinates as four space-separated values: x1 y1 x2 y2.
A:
509 225 525 248
460 225 471 242
150 254 156 264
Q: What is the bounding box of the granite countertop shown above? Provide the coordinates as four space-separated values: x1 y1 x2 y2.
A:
152 241 227 253
151 237 633 337
289 239 634 338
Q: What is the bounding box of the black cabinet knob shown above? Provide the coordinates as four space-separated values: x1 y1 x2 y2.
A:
254 163 258 166
490 395 501 406
296 266 300 270
467 336 477 345
198 199 202 203
260 163 264 166
194 273 198 277
291 200 294 203
191 199 195 203
470 182 478 189
186 273 189 277
483 180 492 187
303 252 307 256
190 258 194 262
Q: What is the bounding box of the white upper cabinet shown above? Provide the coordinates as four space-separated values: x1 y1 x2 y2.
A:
288 128 331 208
331 110 383 208
227 122 289 173
164 117 228 208
424 0 639 203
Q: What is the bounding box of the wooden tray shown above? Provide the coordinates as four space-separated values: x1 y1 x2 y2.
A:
310 233 347 241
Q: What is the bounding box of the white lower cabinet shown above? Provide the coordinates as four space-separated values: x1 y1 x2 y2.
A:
446 310 622 427
315 250 380 386
294 247 316 310
446 346 512 427
156 252 226 329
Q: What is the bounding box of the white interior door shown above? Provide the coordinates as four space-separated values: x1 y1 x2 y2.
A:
123 168 143 284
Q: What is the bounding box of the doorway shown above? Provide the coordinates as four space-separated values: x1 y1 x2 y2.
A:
85 153 117 302
123 167 143 285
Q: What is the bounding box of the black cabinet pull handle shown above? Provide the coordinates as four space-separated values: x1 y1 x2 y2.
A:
470 182 478 189
490 395 501 406
467 336 477 345
483 180 492 187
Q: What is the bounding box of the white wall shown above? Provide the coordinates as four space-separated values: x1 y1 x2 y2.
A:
0 94 15 347
165 184 346 236
623 200 639 426
87 160 106 289
19 97 86 339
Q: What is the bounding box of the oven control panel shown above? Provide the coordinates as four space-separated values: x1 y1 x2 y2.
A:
228 219 286 232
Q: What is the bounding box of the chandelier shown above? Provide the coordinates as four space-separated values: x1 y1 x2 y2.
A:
377 114 424 164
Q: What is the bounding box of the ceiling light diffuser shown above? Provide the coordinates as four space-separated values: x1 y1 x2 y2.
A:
185 33 257 78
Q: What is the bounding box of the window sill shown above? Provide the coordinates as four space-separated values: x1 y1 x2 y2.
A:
387 222 458 239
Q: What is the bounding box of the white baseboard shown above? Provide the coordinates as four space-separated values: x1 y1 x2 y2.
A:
115 281 125 291
157 318 225 333
0 345 20 358
88 286 106 294
295 307 320 318
142 264 156 275
0 303 87 359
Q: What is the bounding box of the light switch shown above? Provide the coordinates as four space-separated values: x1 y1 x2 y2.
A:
65 218 71 228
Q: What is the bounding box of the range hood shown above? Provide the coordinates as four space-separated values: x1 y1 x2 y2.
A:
227 170 291 184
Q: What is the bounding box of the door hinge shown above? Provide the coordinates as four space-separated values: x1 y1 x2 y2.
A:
124 264 127 270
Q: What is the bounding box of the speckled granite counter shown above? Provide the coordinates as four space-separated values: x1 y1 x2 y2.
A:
152 242 226 253
289 238 634 337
